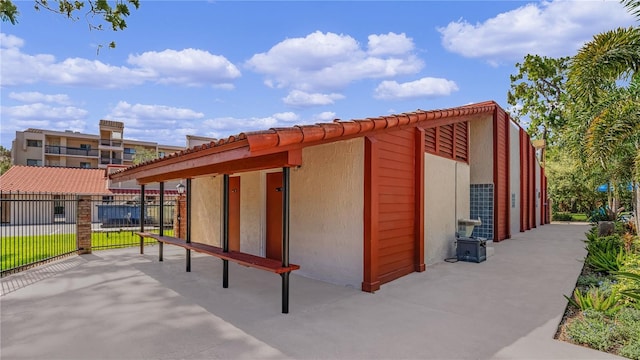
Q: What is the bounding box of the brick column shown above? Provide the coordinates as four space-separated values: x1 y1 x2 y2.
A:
173 195 187 239
77 195 92 254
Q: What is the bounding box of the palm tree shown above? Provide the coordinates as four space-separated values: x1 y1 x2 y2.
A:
566 1 640 224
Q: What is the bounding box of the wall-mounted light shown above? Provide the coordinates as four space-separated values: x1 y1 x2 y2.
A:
176 183 186 194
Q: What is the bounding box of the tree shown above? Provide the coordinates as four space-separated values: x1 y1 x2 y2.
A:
507 55 570 146
0 145 11 175
1 0 140 48
132 147 158 165
565 0 640 226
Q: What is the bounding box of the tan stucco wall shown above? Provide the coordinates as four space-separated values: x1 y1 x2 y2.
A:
7 194 76 225
469 116 494 184
509 123 521 235
191 176 222 246
290 138 364 288
424 153 470 265
13 132 44 166
188 138 364 288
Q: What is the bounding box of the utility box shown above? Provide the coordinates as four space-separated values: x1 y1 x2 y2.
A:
456 237 487 263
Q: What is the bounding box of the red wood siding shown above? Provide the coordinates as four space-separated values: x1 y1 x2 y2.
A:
493 108 510 241
529 143 536 228
455 121 469 162
423 121 468 163
520 128 530 232
363 128 423 292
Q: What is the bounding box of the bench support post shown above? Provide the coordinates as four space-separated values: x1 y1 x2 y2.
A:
159 182 164 262
282 167 291 313
140 184 145 254
222 174 230 288
186 178 192 272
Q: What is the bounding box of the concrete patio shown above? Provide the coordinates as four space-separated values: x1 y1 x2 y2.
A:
1 223 623 359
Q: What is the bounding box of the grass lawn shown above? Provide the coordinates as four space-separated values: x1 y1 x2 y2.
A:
1 229 174 272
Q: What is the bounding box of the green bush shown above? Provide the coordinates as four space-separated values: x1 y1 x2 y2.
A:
619 341 640 360
565 310 616 351
614 307 640 341
586 246 627 274
565 286 622 315
553 212 574 221
577 273 613 290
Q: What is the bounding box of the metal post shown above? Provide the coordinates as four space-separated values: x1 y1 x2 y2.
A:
282 167 290 313
140 184 145 254
186 178 192 272
158 182 164 262
222 174 229 288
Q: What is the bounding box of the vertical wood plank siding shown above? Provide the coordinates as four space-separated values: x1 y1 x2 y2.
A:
529 143 536 228
493 109 510 241
520 128 530 232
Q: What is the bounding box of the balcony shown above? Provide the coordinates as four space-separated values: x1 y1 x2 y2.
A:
100 157 123 165
99 139 123 148
45 145 99 157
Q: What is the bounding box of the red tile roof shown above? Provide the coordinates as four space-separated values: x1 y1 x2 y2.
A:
111 101 500 182
0 166 111 195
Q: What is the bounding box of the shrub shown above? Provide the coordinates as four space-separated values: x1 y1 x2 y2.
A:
576 273 613 290
565 310 616 351
586 246 627 274
614 307 640 341
619 342 640 360
565 287 622 315
553 212 574 221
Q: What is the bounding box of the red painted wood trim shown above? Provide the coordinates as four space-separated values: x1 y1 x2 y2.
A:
362 136 381 292
434 126 441 154
529 143 536 228
415 128 425 272
505 115 511 239
519 129 527 232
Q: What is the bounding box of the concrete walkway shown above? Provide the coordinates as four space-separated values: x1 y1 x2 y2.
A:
1 223 623 359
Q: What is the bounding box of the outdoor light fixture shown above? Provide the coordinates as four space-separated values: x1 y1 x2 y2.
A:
176 183 186 194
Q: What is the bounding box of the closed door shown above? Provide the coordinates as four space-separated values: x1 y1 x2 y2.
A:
228 176 241 251
266 172 282 261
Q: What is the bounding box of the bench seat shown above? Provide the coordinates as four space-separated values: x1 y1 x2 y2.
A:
135 232 300 274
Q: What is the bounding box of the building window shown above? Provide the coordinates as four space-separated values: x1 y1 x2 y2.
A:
80 162 91 168
124 147 136 154
80 144 91 149
102 196 114 203
26 159 42 166
27 139 42 147
158 151 165 158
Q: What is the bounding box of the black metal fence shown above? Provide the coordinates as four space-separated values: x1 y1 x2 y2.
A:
1 192 78 276
1 192 178 277
90 194 177 250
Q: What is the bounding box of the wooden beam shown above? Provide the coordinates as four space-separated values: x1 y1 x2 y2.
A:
135 150 302 184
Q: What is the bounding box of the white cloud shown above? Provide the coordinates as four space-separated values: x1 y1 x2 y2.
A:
0 33 24 48
438 0 636 63
367 32 414 56
9 92 72 105
1 103 89 120
246 31 423 94
0 103 89 133
0 33 240 88
313 111 337 122
282 90 345 107
127 48 241 86
374 77 459 100
107 101 205 126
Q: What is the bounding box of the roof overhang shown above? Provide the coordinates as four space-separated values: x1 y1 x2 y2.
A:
109 102 498 185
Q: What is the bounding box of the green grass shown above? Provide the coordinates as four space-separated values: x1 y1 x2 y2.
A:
1 229 174 272
553 212 589 222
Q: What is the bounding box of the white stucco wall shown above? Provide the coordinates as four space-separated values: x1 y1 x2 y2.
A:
290 138 364 288
188 138 365 289
469 116 494 184
424 153 470 265
535 160 541 227
509 123 521 235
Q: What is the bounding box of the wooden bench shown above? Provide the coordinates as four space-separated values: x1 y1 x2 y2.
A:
135 232 300 312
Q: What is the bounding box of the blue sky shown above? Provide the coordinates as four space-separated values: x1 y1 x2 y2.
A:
0 0 635 149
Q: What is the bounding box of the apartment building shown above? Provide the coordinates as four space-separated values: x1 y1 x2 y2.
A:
12 120 184 169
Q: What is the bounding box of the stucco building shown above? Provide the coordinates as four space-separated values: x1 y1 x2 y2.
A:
110 101 549 292
11 120 183 169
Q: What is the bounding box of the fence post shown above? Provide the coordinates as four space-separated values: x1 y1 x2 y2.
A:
77 195 92 254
